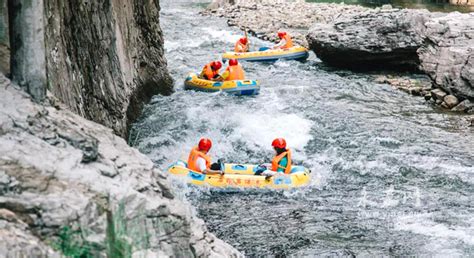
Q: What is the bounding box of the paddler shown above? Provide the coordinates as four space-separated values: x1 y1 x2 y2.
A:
199 61 223 81
188 138 224 175
255 138 292 177
221 59 245 81
234 30 249 53
272 31 293 50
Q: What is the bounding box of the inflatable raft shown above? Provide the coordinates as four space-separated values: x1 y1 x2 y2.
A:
184 73 260 96
222 46 309 62
167 160 311 189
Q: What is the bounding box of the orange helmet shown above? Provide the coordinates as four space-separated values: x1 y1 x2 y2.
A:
198 138 212 151
211 61 222 70
272 138 286 149
277 31 287 39
239 37 248 44
229 59 238 66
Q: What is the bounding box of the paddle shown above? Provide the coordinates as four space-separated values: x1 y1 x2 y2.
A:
244 29 249 52
259 47 270 51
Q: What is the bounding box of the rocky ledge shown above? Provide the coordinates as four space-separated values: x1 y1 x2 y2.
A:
307 8 474 110
0 74 240 257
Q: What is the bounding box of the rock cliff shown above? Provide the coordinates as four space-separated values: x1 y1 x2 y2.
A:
4 0 174 137
0 74 240 257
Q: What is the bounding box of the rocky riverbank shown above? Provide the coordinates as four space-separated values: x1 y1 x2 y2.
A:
202 0 368 47
0 74 241 257
204 0 474 114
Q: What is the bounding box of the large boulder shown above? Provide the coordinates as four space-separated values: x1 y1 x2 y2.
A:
306 8 432 70
418 12 474 100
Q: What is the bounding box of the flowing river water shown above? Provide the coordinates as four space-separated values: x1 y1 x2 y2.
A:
130 1 474 256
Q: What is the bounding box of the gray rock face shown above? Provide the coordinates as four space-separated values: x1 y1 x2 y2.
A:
0 1 8 75
418 12 474 100
306 9 432 70
43 0 174 137
8 0 47 101
0 75 240 257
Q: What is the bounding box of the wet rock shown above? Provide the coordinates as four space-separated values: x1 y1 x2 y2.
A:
443 95 459 109
431 88 447 101
423 92 432 100
0 75 241 257
418 12 474 101
451 99 474 112
307 9 431 70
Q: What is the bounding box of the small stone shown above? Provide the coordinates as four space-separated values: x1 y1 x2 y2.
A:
451 99 474 112
423 92 432 100
410 87 423 96
436 99 443 105
431 89 447 101
443 95 459 109
373 76 387 83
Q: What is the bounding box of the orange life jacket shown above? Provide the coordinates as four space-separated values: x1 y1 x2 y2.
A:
279 34 293 49
271 149 292 174
224 64 245 81
187 146 211 172
201 63 219 80
234 41 247 53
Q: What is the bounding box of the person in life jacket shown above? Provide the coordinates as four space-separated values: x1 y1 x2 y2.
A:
187 138 224 175
272 31 293 49
221 59 245 81
234 37 249 53
199 61 223 81
256 138 292 177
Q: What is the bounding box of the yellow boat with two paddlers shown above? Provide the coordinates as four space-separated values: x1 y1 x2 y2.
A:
222 46 309 62
184 73 260 96
167 160 311 189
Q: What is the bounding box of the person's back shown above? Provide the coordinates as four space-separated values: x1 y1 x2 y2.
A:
274 31 293 50
222 59 245 81
199 61 222 80
188 146 211 173
234 37 248 53
187 138 223 175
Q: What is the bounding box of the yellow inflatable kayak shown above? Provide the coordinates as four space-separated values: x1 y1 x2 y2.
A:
222 46 309 62
167 160 311 189
184 73 260 96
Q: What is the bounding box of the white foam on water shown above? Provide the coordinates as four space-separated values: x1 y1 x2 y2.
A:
230 112 313 155
394 213 474 246
201 27 243 44
164 39 205 52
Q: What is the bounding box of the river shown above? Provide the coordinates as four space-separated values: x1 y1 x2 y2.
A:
129 1 474 256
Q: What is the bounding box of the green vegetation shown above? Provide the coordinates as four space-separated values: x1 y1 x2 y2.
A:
52 201 150 258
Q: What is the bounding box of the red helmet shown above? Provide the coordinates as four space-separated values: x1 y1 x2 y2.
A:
211 61 222 70
277 31 287 39
198 138 212 151
239 37 248 44
229 59 238 66
272 138 286 149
